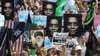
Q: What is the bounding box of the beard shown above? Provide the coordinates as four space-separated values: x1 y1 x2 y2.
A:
37 39 43 47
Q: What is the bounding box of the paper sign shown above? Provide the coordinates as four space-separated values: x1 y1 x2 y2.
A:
32 15 47 27
0 14 5 26
18 11 28 23
53 32 69 50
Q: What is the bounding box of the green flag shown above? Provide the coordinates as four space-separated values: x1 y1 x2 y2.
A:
30 48 36 55
55 0 66 16
83 1 96 30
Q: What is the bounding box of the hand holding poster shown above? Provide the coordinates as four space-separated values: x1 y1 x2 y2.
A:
53 32 69 50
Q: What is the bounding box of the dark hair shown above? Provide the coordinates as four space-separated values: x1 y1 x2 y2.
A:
64 14 83 37
46 16 62 37
42 1 56 15
34 31 43 38
64 14 82 25
2 0 14 20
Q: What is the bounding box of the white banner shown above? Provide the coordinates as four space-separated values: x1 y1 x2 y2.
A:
53 32 69 50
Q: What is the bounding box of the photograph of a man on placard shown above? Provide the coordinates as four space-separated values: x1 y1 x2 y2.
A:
64 14 82 37
42 1 56 16
30 30 44 47
46 16 62 37
2 0 14 20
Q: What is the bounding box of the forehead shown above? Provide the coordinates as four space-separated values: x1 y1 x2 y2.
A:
4 2 11 6
45 4 53 8
36 36 42 37
50 19 58 23
68 17 78 22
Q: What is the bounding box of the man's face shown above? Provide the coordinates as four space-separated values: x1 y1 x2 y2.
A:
35 35 43 47
36 36 43 42
49 19 59 35
4 2 12 18
67 17 78 35
44 4 53 15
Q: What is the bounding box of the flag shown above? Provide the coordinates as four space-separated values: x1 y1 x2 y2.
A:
6 28 12 56
0 27 7 56
11 22 25 54
83 1 96 31
12 21 25 43
4 20 14 29
4 21 25 54
85 29 99 56
12 34 24 52
4 20 14 56
30 48 36 56
55 0 66 16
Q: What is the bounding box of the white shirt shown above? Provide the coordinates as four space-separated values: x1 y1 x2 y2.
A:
81 45 86 56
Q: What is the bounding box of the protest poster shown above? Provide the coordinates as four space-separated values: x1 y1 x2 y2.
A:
18 11 28 23
42 1 56 16
43 0 57 2
24 23 37 48
44 36 52 49
0 14 5 27
32 15 47 28
2 0 14 20
64 14 82 37
30 30 44 47
46 16 62 36
53 32 69 50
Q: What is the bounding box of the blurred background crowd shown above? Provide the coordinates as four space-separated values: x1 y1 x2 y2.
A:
0 0 100 56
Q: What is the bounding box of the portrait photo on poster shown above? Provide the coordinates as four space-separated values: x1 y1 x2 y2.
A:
64 14 83 37
30 30 44 47
46 16 62 37
2 0 14 20
24 23 37 48
42 1 56 16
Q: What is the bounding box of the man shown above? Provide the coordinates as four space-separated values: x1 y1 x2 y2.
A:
34 31 44 47
42 1 56 16
64 14 82 37
2 0 14 20
46 16 62 37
